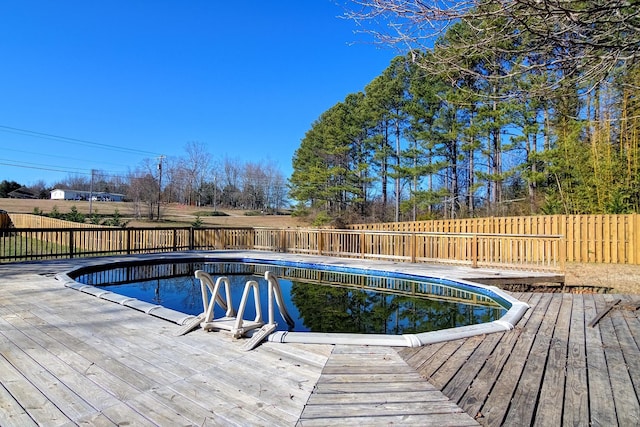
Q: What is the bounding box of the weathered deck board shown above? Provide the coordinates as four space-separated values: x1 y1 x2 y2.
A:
430 335 485 390
503 291 562 425
0 310 123 413
297 413 480 427
440 326 505 404
563 294 589 426
477 293 551 425
2 256 640 426
533 292 573 427
434 293 532 406
399 290 640 427
0 349 71 426
3 309 162 402
0 320 104 424
0 273 332 426
597 296 640 426
611 296 640 399
583 294 617 426
300 345 478 426
441 293 540 421
0 382 37 427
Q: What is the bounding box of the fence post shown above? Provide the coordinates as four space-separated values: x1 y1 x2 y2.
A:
471 234 478 268
69 230 75 258
280 229 287 253
189 227 195 250
318 230 324 255
173 229 178 251
559 235 566 272
126 229 131 254
632 213 639 264
410 233 416 263
360 232 365 259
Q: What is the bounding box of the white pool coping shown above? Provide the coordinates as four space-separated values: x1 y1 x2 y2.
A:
55 251 530 347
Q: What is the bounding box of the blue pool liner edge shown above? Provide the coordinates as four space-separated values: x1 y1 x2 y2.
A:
55 251 530 347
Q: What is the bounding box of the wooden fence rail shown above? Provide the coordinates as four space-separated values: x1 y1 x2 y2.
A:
0 224 564 272
350 214 640 265
8 213 107 229
9 213 638 264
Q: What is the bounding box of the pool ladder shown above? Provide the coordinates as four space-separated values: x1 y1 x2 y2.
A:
193 270 294 348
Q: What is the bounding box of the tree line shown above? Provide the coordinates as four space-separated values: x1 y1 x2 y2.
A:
290 1 640 225
3 141 288 220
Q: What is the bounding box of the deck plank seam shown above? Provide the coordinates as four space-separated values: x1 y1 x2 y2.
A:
453 293 538 418
473 293 553 425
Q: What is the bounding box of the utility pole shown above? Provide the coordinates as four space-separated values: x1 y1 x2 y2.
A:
157 155 164 221
89 169 95 215
213 175 217 213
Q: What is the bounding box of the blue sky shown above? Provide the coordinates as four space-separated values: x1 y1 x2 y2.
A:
0 0 398 187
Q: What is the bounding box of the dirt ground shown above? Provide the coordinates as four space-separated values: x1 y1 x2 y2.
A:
564 263 640 294
3 198 639 294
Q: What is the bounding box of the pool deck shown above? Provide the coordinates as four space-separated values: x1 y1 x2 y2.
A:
1 252 639 426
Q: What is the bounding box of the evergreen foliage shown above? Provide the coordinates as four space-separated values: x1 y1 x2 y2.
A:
64 206 85 223
191 215 203 228
290 13 640 222
101 209 128 227
0 180 21 198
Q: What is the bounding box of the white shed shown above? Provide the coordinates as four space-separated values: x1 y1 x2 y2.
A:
50 189 86 200
50 189 125 201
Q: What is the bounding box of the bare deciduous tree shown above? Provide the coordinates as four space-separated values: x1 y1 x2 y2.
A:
183 141 212 206
127 168 159 219
345 0 640 92
54 174 90 191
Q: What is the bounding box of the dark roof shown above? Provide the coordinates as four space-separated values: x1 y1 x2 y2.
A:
8 187 37 199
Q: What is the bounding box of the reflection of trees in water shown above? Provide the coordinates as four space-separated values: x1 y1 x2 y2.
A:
110 275 204 315
105 268 262 317
97 263 506 333
291 281 503 334
178 276 202 312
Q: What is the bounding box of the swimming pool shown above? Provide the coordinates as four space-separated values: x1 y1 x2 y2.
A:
56 252 529 347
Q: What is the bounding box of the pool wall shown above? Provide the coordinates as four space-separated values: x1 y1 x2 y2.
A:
55 251 530 348
268 287 527 347
55 273 196 325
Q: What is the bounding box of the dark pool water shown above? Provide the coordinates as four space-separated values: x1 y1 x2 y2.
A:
72 261 506 334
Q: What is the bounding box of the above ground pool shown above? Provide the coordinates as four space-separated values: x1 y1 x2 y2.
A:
57 252 529 347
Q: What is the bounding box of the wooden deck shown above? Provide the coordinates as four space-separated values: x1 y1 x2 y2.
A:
399 292 640 426
299 345 478 426
1 256 639 426
1 271 334 426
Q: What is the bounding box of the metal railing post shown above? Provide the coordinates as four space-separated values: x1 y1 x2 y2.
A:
68 230 75 258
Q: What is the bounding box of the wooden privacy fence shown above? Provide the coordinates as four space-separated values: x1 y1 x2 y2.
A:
350 214 640 265
255 228 563 271
9 214 106 229
0 211 10 229
0 224 564 272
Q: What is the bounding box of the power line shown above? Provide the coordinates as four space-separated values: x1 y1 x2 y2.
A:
3 146 134 170
0 159 130 179
0 160 91 175
0 124 161 156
